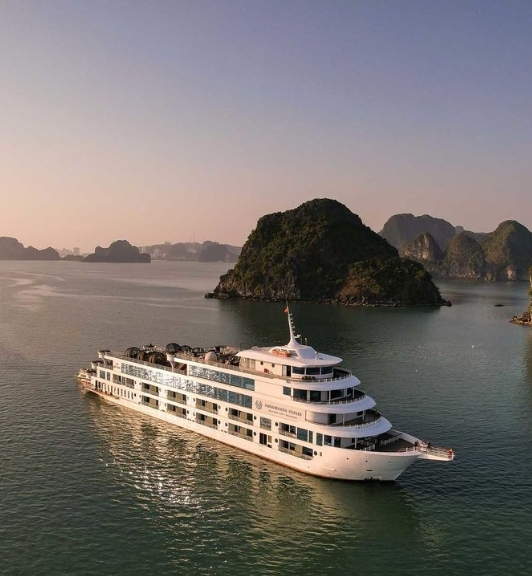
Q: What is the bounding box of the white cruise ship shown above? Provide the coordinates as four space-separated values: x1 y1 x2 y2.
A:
78 308 454 481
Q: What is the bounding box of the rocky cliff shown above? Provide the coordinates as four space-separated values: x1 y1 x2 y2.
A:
380 214 456 253
440 233 485 279
386 215 532 281
511 267 532 325
212 199 448 306
403 232 443 264
482 221 532 281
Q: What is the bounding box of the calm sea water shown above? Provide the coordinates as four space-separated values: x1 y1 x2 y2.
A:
1 261 531 576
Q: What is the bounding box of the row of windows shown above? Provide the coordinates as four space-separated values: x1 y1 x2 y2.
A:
121 363 186 387
292 366 333 376
97 379 345 448
280 423 314 443
280 440 314 458
188 366 255 391
229 423 254 438
121 362 255 393
278 422 343 448
283 387 355 402
113 374 135 386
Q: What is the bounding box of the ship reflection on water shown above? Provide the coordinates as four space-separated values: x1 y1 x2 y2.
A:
84 394 430 573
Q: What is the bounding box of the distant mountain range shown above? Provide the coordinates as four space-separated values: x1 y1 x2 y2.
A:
143 241 241 262
380 214 532 280
3 211 531 279
0 237 241 263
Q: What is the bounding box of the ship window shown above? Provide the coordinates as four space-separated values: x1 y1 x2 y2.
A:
280 423 296 435
293 389 307 401
324 435 332 446
316 433 323 446
293 367 304 375
320 366 333 375
330 389 342 400
302 447 313 457
306 367 320 376
297 428 309 442
260 417 271 430
310 391 321 402
334 437 341 448
283 386 291 396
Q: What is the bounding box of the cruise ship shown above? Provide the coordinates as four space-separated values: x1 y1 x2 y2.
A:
78 308 454 481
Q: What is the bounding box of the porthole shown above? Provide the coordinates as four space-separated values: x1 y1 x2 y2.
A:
314 451 317 456
275 439 278 443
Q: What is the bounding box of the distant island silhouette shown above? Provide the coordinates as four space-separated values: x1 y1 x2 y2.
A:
4 205 532 277
0 237 240 263
0 237 60 260
83 240 150 263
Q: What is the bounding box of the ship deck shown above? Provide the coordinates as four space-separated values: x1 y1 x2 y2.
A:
374 438 412 452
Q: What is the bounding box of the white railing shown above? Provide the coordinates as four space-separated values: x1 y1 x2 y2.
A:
110 351 354 384
331 416 382 430
292 392 367 405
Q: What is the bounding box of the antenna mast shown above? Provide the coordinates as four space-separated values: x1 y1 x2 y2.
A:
285 305 301 346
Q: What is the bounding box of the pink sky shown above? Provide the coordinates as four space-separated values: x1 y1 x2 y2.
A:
1 1 531 252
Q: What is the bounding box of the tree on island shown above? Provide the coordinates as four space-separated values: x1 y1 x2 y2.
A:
212 198 448 306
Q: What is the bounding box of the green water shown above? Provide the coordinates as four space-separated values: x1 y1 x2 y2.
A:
1 261 531 575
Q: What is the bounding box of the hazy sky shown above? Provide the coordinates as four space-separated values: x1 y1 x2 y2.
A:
1 1 531 252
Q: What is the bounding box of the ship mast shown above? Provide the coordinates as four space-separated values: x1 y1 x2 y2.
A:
285 305 302 347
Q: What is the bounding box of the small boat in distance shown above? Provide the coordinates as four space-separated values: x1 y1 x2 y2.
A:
78 308 454 481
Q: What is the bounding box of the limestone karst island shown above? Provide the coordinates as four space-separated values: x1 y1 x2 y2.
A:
210 199 449 307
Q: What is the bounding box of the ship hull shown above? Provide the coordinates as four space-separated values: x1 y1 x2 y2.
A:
80 384 419 481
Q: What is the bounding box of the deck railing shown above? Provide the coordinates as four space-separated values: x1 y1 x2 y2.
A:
109 351 355 385
292 391 367 405
278 446 313 460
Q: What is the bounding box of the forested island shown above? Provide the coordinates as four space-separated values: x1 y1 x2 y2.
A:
211 199 449 307
380 214 532 281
